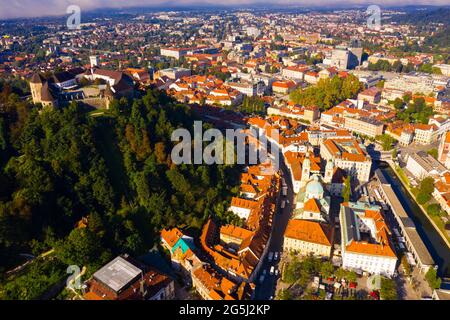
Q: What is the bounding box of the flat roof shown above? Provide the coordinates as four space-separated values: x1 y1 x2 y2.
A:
375 170 435 266
93 256 142 293
404 227 435 266
410 151 446 174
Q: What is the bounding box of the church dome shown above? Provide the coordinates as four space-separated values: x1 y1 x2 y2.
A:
305 175 324 197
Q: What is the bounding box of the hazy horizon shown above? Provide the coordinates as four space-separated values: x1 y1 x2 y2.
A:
1 0 449 20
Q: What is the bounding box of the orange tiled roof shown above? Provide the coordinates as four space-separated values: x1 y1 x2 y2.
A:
220 225 254 241
346 241 396 258
284 219 332 246
161 228 183 248
304 198 321 213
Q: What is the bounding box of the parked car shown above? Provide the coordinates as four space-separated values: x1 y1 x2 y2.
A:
274 252 279 261
369 291 380 300
262 269 267 276
275 269 279 276
281 200 285 209
270 266 275 275
268 252 274 262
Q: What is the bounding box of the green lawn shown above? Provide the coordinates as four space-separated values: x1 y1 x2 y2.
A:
394 165 410 187
392 164 450 244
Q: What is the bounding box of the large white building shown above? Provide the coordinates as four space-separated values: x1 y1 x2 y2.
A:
433 64 450 76
283 219 332 258
157 67 191 80
320 138 372 183
405 151 447 180
160 47 189 60
340 202 397 277
281 65 310 81
384 72 449 96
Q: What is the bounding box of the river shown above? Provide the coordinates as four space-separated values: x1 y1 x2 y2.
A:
377 161 450 277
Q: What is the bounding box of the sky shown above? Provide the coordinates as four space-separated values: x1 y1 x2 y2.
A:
1 0 449 19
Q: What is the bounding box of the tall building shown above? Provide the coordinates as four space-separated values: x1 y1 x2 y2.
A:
330 49 350 70
348 47 363 69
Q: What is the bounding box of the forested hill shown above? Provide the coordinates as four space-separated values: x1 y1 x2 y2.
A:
390 7 450 25
0 88 241 299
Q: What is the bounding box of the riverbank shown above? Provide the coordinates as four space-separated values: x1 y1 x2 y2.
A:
387 160 450 249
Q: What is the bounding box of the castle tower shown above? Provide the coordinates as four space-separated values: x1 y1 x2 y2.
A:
324 159 334 184
90 55 98 68
39 81 56 108
30 73 45 104
104 84 114 110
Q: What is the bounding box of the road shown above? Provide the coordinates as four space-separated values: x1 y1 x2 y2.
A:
254 152 295 300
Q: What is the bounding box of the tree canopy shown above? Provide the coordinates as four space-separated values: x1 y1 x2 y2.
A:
0 87 242 298
289 74 363 111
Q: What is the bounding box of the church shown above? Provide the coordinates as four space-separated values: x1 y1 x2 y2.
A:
285 150 346 223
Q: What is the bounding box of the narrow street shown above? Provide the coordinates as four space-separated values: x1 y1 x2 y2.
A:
254 152 295 300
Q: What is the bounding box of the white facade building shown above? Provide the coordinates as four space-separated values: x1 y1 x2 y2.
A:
340 202 397 277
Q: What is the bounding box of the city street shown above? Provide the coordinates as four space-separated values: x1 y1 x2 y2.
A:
254 153 295 300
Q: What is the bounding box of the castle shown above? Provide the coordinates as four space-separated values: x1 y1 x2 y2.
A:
29 57 136 109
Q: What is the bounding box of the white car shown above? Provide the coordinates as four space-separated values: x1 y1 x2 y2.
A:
275 269 279 276
274 252 279 261
270 266 275 275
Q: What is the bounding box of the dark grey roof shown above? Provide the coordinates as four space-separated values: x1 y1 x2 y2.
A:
40 82 55 102
112 77 133 93
342 205 358 245
374 169 389 185
53 71 75 84
92 68 124 83
68 67 85 76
